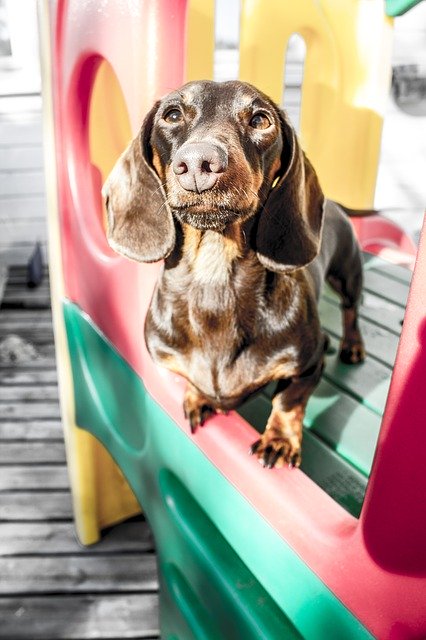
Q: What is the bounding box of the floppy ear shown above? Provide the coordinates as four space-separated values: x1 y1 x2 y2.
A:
102 103 175 263
255 111 324 272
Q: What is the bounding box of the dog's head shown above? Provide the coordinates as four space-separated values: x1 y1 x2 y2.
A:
103 80 324 271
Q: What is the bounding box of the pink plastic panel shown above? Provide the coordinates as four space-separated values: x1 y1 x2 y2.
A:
362 215 426 575
51 0 187 374
351 214 418 270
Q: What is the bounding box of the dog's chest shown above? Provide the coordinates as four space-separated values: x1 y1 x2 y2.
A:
191 231 235 287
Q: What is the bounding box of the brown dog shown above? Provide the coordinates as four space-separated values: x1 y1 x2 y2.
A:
103 80 365 469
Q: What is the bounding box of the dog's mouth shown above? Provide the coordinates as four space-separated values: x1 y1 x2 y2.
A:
168 183 258 231
172 204 242 231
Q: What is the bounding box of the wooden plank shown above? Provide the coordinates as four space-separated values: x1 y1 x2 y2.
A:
0 318 54 342
0 242 48 267
0 491 73 521
0 118 42 145
7 266 49 285
0 204 47 224
8 264 49 274
0 353 57 368
0 420 62 440
0 369 58 385
0 554 158 594
1 284 50 309
0 442 66 465
0 170 45 197
0 594 159 639
0 521 154 555
0 307 52 324
0 96 42 115
0 145 44 171
0 465 69 491
0 385 59 401
5 276 50 292
0 401 61 420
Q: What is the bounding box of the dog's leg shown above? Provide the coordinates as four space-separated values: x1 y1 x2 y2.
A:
250 359 324 469
327 259 366 365
183 382 217 433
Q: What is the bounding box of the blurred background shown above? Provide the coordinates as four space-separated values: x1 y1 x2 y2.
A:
0 0 425 277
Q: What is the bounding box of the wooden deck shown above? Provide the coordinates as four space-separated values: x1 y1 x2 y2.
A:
0 266 160 640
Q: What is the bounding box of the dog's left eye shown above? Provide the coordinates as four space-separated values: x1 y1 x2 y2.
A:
163 109 183 124
249 113 272 130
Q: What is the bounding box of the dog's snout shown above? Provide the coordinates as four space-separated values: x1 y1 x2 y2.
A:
172 142 227 193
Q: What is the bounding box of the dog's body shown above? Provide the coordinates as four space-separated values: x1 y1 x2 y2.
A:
103 80 365 468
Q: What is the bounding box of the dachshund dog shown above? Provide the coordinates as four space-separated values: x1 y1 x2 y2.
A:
103 80 365 469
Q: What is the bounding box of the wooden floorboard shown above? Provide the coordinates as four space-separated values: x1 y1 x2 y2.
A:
0 268 160 639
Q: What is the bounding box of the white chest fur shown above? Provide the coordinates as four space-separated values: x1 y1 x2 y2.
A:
192 231 234 286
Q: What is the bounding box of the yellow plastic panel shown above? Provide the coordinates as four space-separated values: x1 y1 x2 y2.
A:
239 0 394 208
185 0 215 81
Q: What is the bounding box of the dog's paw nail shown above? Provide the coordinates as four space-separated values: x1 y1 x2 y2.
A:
249 440 261 455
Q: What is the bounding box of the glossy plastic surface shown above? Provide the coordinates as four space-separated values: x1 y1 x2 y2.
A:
42 0 426 636
239 0 393 209
64 300 369 640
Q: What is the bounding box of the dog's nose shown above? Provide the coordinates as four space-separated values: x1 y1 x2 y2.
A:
172 142 228 193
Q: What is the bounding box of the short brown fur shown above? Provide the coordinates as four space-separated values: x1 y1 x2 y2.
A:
103 80 365 469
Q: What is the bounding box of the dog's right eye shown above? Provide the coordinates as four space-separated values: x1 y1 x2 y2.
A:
163 109 183 124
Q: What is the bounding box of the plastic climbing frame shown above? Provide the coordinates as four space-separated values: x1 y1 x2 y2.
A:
40 1 426 638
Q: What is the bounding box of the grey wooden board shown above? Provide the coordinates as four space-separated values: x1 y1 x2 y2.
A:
0 441 66 464
0 144 44 171
0 401 61 420
0 594 159 639
0 369 58 385
0 419 62 439
0 384 59 401
0 169 45 197
0 219 48 251
0 117 42 145
0 491 73 521
0 554 158 594
0 242 48 267
0 307 52 321
0 353 56 368
0 195 46 218
1 283 51 308
0 521 154 555
0 465 69 491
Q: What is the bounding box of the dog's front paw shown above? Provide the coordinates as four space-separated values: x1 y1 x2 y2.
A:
183 386 216 433
250 431 302 469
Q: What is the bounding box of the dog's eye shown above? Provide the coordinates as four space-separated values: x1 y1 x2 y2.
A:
163 109 183 124
249 113 272 130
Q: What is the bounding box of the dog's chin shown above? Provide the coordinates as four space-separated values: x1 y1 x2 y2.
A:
173 207 242 231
